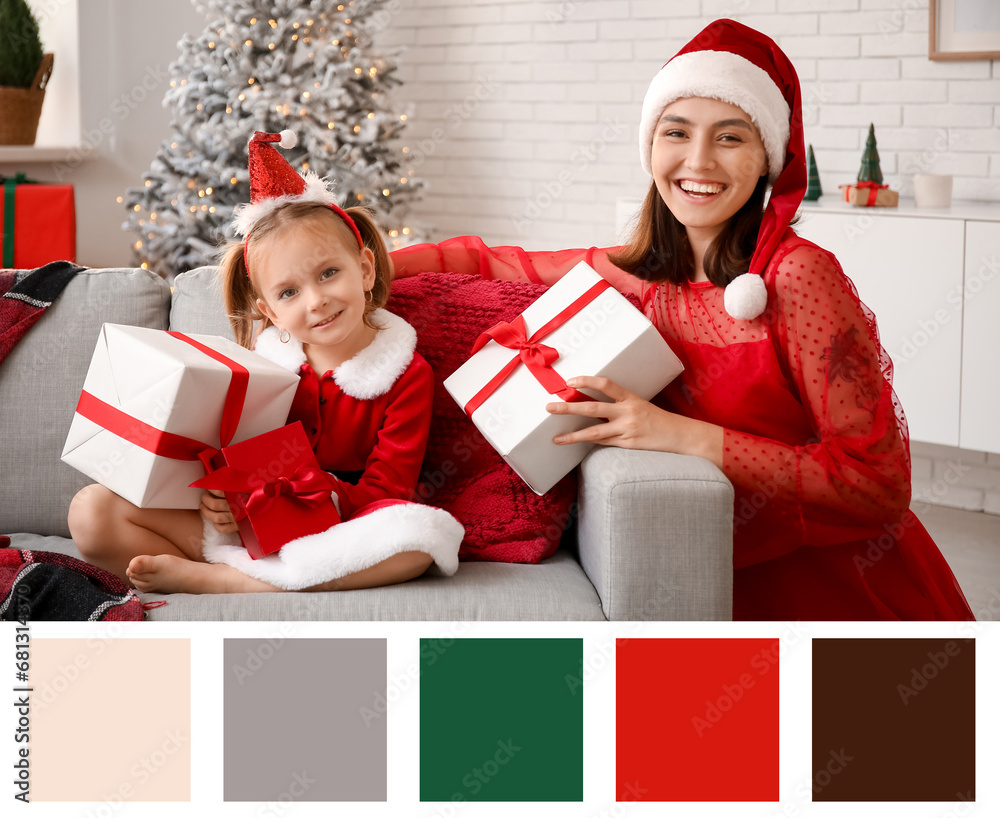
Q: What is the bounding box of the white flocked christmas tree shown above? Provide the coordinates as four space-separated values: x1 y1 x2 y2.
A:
124 0 421 276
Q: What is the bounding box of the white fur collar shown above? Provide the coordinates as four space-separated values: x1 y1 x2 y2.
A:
252 309 417 400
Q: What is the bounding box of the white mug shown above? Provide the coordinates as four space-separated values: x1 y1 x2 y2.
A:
913 174 953 208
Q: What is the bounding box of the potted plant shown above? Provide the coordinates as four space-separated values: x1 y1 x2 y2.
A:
0 0 54 145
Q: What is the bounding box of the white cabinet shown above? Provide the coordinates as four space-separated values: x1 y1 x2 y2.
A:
796 199 1000 454
959 221 1000 453
794 210 965 447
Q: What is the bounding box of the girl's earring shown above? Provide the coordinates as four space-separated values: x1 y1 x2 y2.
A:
365 289 373 304
278 328 291 344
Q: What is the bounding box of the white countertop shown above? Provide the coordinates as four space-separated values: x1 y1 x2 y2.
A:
799 194 1000 223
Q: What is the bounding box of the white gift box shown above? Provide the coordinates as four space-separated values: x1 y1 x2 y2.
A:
61 323 300 509
444 262 684 495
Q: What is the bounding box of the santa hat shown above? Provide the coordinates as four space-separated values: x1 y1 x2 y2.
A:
638 19 806 321
232 129 364 252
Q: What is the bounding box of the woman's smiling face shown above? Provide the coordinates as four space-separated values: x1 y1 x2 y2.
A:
650 96 768 244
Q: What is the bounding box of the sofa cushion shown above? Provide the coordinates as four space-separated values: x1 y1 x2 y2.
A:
169 266 236 339
5 534 606 620
0 268 171 537
387 273 577 564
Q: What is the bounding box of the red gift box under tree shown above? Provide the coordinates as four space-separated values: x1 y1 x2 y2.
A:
0 174 76 268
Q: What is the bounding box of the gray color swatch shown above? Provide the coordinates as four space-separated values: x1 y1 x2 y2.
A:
224 638 387 802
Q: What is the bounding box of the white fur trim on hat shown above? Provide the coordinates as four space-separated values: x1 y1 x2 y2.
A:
724 272 769 321
253 309 417 400
202 501 463 590
639 50 790 183
232 171 340 237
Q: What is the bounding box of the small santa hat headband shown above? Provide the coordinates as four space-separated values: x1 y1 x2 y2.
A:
233 130 364 275
639 19 806 321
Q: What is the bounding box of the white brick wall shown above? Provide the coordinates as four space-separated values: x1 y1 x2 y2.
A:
376 1 1000 518
380 0 999 250
911 442 1000 516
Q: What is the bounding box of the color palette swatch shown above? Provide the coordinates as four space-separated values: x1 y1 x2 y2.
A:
616 638 780 802
14 632 986 810
223 637 387 802
419 637 583 801
32 638 190 802
812 637 975 802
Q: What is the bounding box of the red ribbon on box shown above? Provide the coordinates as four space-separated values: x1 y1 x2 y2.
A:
464 279 612 417
843 180 888 206
190 422 341 559
190 461 338 515
73 331 250 471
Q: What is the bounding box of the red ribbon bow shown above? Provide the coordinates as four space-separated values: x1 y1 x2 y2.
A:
851 180 888 206
463 279 611 417
191 462 338 515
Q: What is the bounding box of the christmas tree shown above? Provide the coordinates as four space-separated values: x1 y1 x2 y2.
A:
804 144 822 201
123 0 422 276
857 123 883 185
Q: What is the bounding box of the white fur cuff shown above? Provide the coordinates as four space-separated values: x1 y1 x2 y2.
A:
202 502 463 591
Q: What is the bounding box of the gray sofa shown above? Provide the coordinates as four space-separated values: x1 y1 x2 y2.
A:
1 266 734 620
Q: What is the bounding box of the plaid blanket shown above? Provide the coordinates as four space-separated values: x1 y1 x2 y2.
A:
0 261 83 367
0 542 147 621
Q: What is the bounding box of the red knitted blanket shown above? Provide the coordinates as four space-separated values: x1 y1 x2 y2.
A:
0 261 82 367
388 273 577 564
0 542 146 621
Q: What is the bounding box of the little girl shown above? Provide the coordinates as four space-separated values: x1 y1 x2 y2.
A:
69 131 463 595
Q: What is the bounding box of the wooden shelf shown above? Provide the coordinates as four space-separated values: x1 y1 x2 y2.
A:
0 145 88 164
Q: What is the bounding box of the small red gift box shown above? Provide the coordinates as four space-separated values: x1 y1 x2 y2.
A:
0 174 76 268
192 421 341 559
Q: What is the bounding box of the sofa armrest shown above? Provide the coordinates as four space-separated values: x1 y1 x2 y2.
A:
577 447 733 621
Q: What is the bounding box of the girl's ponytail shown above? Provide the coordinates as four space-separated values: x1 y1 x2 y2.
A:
345 206 392 328
217 241 266 349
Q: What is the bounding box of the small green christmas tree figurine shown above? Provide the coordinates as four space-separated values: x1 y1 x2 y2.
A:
804 144 822 201
842 123 897 207
857 123 883 185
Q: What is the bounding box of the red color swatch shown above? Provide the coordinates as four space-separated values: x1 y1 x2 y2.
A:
616 638 779 802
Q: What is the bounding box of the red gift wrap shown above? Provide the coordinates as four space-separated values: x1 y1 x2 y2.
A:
0 175 76 268
192 422 341 559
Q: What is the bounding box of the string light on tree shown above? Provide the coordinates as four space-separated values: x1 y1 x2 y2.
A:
122 0 423 276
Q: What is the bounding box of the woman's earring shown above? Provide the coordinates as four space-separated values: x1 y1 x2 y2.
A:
278 328 290 344
365 289 373 304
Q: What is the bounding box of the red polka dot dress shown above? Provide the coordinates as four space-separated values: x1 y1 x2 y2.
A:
392 234 975 621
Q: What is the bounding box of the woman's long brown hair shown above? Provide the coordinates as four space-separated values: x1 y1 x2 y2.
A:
608 175 769 287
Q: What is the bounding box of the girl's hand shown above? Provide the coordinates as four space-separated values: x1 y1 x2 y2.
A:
546 376 724 468
199 489 238 534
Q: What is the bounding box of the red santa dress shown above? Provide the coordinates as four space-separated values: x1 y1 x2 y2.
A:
200 308 463 589
392 235 975 621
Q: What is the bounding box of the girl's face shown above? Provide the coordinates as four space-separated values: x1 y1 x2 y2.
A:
253 216 376 366
650 96 768 243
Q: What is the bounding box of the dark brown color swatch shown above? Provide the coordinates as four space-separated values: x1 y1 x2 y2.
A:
812 638 975 802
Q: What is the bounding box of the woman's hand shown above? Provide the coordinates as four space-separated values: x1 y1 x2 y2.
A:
199 489 238 534
546 376 724 468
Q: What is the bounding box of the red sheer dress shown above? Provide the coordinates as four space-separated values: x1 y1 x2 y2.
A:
392 232 975 621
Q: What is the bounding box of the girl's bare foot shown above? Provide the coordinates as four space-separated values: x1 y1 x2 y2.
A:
126 554 279 594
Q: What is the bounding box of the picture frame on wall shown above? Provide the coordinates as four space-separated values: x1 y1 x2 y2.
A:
930 0 1000 61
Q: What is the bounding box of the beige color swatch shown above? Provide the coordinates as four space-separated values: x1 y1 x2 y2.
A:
32 639 190 802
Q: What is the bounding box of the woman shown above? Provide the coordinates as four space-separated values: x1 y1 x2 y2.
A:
391 19 973 621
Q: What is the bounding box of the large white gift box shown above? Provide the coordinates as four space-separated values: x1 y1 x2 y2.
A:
444 262 684 495
61 323 300 508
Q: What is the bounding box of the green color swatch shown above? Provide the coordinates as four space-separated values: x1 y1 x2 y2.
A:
420 638 583 802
